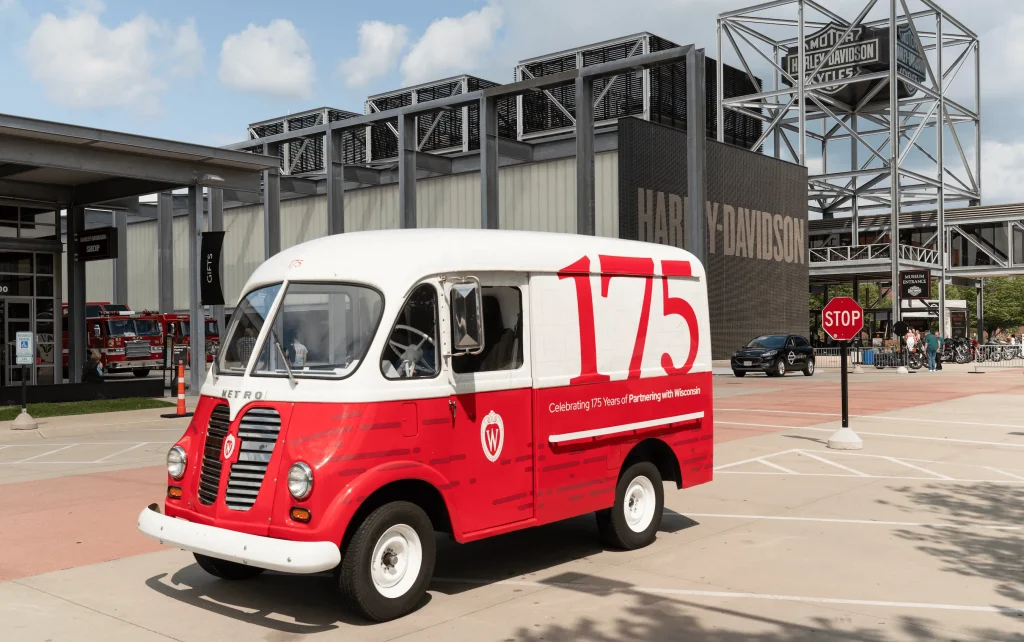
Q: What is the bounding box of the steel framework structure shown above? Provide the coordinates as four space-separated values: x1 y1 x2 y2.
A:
226 45 708 261
717 0 980 334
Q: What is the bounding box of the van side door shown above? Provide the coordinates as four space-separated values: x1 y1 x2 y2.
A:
445 275 534 535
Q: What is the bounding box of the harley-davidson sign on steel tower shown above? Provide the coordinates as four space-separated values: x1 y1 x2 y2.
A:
716 0 980 339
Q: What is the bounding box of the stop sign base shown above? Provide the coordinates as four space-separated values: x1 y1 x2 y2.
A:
827 426 863 450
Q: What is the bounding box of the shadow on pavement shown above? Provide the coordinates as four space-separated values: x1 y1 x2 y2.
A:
883 481 1024 615
508 573 1021 642
141 508 698 632
432 509 697 596
144 565 375 633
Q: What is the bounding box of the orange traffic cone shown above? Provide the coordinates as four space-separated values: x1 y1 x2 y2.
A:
162 360 193 418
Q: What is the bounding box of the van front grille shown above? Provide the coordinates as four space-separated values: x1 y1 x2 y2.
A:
198 404 230 505
225 408 282 511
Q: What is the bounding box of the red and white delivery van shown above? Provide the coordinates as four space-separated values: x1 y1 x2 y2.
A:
138 229 713 621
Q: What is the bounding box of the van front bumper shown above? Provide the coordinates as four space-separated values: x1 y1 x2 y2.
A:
137 504 340 574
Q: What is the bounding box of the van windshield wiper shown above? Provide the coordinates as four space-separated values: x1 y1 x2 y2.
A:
271 330 297 387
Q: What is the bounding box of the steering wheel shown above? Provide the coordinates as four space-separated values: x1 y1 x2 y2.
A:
387 324 437 377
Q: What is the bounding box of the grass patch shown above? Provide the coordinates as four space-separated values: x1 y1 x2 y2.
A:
0 397 175 421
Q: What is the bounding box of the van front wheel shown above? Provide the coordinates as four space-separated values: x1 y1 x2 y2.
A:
596 461 664 550
338 501 436 622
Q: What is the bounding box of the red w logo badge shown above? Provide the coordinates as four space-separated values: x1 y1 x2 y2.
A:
480 411 504 462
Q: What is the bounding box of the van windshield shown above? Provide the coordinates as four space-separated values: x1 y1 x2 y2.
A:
252 282 383 379
219 284 282 373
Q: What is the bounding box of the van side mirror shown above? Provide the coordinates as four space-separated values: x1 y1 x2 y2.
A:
449 279 484 355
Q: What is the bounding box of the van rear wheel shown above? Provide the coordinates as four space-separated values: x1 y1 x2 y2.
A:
193 553 264 580
596 461 664 550
337 501 436 622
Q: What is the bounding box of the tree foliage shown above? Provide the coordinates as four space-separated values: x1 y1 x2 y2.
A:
947 277 1024 334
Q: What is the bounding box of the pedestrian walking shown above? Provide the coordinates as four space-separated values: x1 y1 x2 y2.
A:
924 328 941 372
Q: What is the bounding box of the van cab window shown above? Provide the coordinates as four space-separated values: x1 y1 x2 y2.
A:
452 286 523 374
253 283 383 378
382 283 438 379
218 284 282 373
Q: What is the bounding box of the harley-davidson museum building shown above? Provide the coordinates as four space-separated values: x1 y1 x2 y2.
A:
74 32 809 360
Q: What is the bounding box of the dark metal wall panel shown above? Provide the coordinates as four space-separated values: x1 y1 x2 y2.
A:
618 117 808 359
520 34 762 149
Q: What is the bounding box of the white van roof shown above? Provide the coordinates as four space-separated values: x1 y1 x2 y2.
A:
246 229 704 293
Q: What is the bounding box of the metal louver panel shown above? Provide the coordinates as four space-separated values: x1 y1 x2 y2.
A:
225 408 282 511
198 404 230 505
125 340 151 359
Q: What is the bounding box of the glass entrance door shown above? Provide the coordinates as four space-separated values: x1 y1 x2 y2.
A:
5 297 35 386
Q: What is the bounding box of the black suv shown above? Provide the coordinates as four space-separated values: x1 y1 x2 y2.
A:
732 334 815 377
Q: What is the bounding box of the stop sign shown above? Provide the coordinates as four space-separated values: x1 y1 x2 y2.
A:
822 297 864 342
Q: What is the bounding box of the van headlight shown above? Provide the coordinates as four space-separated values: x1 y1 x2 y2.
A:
763 350 778 357
288 462 313 500
167 446 187 480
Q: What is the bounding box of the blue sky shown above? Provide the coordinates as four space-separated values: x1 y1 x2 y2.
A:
2 0 1024 203
0 0 498 144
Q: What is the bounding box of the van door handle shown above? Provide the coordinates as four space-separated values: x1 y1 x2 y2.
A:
449 400 457 419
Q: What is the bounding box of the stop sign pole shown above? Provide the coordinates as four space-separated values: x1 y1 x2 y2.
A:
821 297 864 450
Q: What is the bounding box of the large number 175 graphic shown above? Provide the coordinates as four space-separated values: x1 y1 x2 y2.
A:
557 255 700 384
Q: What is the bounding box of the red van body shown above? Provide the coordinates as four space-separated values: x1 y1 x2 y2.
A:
139 230 714 621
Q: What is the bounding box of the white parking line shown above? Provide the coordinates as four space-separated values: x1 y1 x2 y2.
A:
432 577 1024 616
716 471 1024 484
713 449 800 471
798 451 869 477
13 444 76 463
715 407 1024 430
985 466 1024 481
0 441 173 464
92 442 151 463
714 449 1024 484
883 456 954 480
755 458 797 474
793 426 1024 448
684 513 1022 531
716 421 1024 448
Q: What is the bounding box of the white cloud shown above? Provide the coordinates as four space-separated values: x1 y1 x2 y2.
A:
23 5 204 114
25 10 164 112
219 20 314 98
339 21 408 88
980 141 1024 203
170 18 203 78
401 6 503 85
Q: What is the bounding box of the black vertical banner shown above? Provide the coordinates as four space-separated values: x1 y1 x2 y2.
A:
200 231 225 306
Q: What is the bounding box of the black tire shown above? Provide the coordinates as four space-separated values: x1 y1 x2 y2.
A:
774 358 787 377
803 358 815 376
133 368 150 378
732 370 746 377
596 461 664 550
193 553 264 580
337 501 436 622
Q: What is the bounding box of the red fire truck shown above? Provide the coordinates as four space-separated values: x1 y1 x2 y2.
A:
62 307 165 377
160 313 221 363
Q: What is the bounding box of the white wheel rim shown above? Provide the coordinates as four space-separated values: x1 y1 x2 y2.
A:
370 524 422 599
623 475 657 533
807 361 814 373
778 361 785 374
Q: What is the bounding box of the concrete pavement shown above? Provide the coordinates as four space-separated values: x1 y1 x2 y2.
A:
1 368 1022 641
